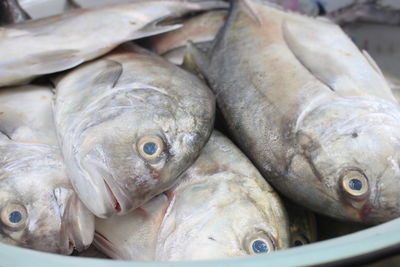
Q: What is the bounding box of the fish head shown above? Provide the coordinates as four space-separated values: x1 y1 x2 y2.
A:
156 171 289 261
0 145 94 254
76 88 212 218
293 96 400 223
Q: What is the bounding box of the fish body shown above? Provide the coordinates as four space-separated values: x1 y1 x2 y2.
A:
0 85 94 254
94 131 289 261
0 0 227 87
190 0 400 224
0 0 30 25
54 44 215 218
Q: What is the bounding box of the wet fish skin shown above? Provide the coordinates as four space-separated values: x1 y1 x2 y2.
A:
0 0 228 87
94 131 289 261
0 0 30 26
0 85 94 254
190 0 400 224
54 44 215 219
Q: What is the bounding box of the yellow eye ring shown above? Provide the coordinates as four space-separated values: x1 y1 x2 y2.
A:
341 170 369 198
137 136 164 160
244 231 276 255
0 203 28 231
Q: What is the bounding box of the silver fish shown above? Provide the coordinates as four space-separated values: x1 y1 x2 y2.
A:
54 44 215 218
0 85 94 254
94 131 289 261
0 0 30 26
0 0 227 87
190 0 400 224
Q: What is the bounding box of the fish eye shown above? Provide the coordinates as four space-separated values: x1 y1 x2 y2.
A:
291 234 309 247
0 203 28 230
341 170 369 198
245 231 275 255
137 136 164 160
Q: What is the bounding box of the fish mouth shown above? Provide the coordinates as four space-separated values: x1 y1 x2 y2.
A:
63 195 95 253
103 178 122 214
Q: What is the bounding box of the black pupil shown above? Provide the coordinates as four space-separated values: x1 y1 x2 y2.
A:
294 240 304 246
349 178 363 191
9 211 22 223
252 240 268 253
143 142 158 155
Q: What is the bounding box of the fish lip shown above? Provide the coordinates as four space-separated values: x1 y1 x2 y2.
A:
63 195 95 252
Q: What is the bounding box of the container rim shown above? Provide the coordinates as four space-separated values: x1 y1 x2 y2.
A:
1 217 400 266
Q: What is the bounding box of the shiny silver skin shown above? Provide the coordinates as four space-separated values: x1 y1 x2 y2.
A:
148 10 227 65
0 0 227 87
0 85 94 254
94 131 289 261
190 0 400 224
54 44 215 218
0 0 30 25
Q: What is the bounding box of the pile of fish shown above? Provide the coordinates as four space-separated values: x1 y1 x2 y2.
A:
0 0 399 262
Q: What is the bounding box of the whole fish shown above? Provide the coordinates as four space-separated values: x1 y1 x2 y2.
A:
0 0 30 25
94 131 289 261
283 199 317 247
54 44 215 218
0 85 94 254
0 0 227 87
148 10 227 65
190 0 400 224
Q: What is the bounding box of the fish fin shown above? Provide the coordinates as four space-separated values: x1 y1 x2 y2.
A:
130 19 182 40
238 0 264 25
282 19 394 99
29 49 84 74
362 49 384 77
185 41 211 78
90 60 123 89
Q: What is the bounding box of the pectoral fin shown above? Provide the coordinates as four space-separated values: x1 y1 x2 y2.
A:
282 18 395 101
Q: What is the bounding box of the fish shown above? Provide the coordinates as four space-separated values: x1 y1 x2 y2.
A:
0 85 95 254
283 199 317 247
0 0 30 26
189 0 400 224
0 0 228 87
94 131 289 261
148 10 227 65
53 44 215 219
